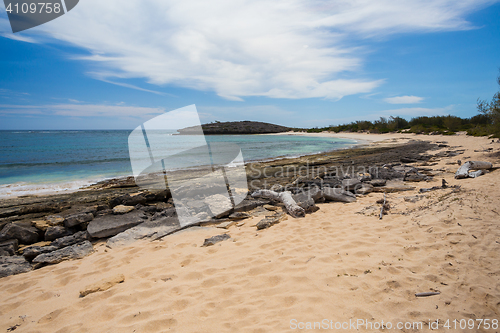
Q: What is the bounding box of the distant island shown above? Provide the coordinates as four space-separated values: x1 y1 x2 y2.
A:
178 120 291 135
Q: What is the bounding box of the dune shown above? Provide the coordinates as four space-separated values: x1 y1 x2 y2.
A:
1 132 499 333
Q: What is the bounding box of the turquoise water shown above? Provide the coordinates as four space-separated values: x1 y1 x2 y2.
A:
0 130 356 196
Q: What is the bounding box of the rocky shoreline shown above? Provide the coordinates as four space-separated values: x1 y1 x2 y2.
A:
0 139 468 278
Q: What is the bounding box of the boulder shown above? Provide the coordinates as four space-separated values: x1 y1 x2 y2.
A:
0 223 39 244
202 234 231 247
122 193 148 206
0 256 32 278
106 217 181 248
32 241 94 265
0 248 10 256
112 205 135 215
95 209 113 217
45 215 65 226
32 220 50 231
44 226 72 241
322 187 357 203
256 211 288 230
87 211 146 239
155 202 169 211
64 213 94 228
151 207 177 221
51 231 90 248
22 245 59 261
204 194 233 219
0 239 18 256
368 179 387 187
354 183 374 195
109 194 130 208
342 179 361 191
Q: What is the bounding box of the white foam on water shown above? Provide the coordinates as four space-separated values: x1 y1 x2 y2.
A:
0 179 98 199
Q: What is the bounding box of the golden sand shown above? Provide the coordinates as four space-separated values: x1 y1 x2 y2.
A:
1 133 499 332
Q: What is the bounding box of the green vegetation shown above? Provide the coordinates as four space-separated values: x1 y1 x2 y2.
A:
299 70 500 138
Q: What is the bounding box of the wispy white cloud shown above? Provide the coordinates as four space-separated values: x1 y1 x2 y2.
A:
5 0 498 100
0 33 38 43
384 95 424 104
0 103 166 118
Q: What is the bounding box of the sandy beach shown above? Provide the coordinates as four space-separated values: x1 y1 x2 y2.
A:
1 132 499 333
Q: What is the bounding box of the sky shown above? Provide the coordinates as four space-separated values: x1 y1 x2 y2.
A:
0 0 499 130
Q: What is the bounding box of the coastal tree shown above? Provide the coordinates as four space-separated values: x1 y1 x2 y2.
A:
477 69 500 136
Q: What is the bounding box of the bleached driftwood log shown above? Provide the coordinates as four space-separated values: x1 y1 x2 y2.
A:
251 190 305 218
455 161 493 179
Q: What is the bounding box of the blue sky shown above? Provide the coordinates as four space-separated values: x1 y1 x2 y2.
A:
0 0 499 130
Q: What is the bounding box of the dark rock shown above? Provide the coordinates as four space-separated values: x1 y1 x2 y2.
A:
353 183 374 195
109 194 130 208
292 187 323 203
404 169 428 182
51 231 90 248
202 234 231 246
94 209 113 217
64 213 94 228
32 241 94 265
0 223 39 244
234 199 267 212
0 203 60 219
255 212 287 230
300 179 341 188
22 245 59 261
45 215 65 226
401 157 417 163
368 179 387 187
154 202 169 212
87 211 146 239
44 226 72 241
372 167 405 180
0 249 10 256
141 205 157 214
151 207 177 221
0 256 32 278
0 239 18 256
122 193 148 206
342 179 361 191
107 217 181 248
322 187 357 203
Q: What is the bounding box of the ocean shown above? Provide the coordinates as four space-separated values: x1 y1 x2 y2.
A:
0 130 357 197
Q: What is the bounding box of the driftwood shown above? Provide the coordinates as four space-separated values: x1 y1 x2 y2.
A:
415 292 440 297
379 194 387 220
251 190 305 218
455 161 493 179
